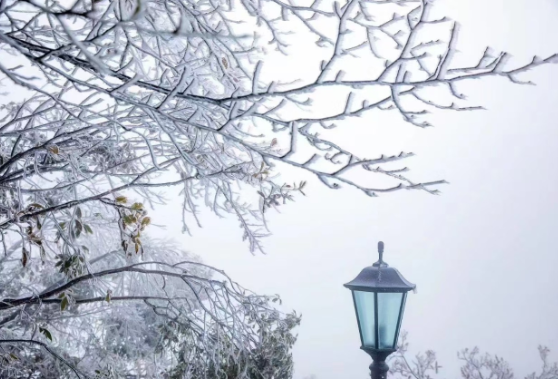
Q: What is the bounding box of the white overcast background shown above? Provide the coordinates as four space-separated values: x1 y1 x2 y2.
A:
140 0 558 378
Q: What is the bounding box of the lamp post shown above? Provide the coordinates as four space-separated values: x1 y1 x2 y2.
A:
344 241 416 379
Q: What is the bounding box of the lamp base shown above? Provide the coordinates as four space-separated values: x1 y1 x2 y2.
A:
369 358 389 379
361 348 396 379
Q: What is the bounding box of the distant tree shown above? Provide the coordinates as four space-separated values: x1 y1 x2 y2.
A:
0 0 556 376
390 332 558 379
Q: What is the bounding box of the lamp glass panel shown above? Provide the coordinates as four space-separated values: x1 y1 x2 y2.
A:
353 291 376 347
377 292 405 349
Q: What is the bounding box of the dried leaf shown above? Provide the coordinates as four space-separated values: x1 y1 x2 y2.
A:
21 247 28 267
116 196 127 203
131 202 143 210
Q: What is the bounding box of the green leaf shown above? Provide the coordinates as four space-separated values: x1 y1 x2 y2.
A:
39 327 53 342
74 220 82 238
76 207 82 219
60 297 69 311
141 217 151 226
9 353 18 360
115 196 127 203
59 222 66 229
84 224 93 234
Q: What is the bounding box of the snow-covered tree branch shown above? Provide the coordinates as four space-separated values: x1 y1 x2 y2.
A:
1 0 555 252
0 235 300 378
0 0 556 376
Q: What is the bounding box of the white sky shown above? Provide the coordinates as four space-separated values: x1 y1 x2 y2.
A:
2 0 556 377
150 0 558 378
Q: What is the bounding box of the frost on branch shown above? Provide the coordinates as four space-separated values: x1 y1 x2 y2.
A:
0 0 555 252
390 332 558 379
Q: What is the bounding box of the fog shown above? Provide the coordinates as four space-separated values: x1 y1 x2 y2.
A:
147 0 558 378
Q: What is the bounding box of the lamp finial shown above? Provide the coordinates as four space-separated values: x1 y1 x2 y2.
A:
378 241 384 263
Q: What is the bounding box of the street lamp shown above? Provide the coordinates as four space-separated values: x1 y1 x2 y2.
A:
344 241 416 379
